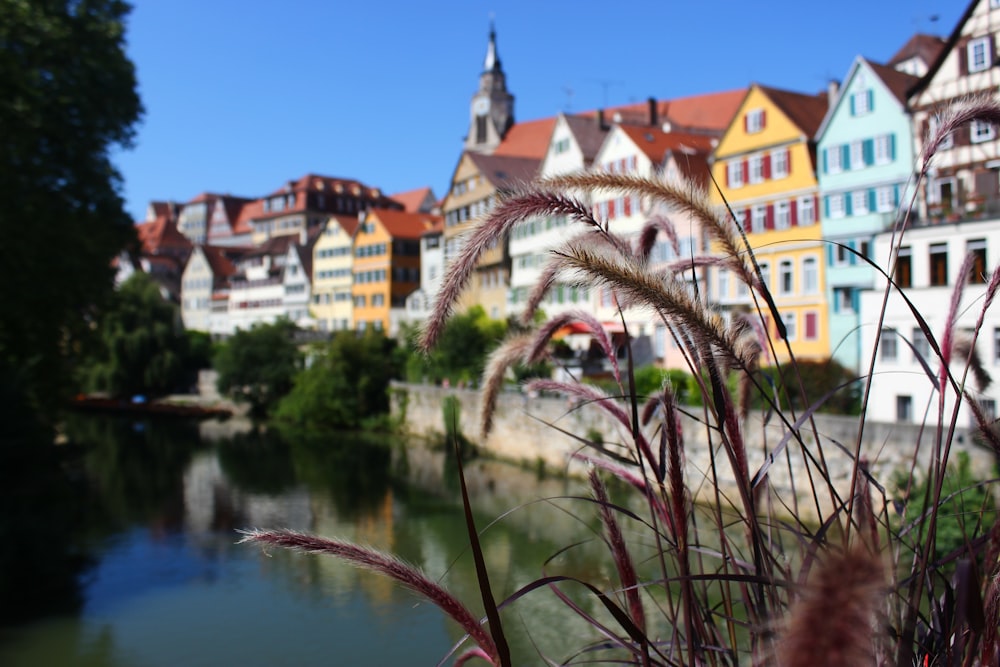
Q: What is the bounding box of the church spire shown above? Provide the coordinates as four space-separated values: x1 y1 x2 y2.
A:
483 19 501 72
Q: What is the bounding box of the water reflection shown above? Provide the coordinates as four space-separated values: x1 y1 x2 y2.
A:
2 415 615 665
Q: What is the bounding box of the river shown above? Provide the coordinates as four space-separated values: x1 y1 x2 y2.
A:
0 414 620 666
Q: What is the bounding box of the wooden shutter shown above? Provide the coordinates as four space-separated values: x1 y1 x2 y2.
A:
842 144 851 170
849 94 856 116
805 312 818 339
725 162 730 186
763 154 772 179
761 109 767 130
959 38 969 75
822 147 828 174
863 139 874 166
743 114 749 132
608 199 616 219
624 196 632 216
766 204 775 230
790 199 799 226
742 160 749 183
867 90 874 112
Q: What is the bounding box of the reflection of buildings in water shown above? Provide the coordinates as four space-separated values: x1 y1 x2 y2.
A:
182 452 313 536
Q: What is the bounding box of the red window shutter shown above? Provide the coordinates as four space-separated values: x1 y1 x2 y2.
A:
624 196 632 216
805 312 817 339
790 199 799 226
763 154 772 179
959 39 969 75
725 163 730 187
608 199 616 218
743 114 749 132
742 160 749 183
786 148 791 172
766 205 774 230
761 109 767 130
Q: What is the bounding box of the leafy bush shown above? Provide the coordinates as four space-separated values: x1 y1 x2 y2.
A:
214 319 301 417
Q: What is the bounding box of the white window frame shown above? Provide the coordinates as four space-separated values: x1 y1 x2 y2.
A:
751 205 767 233
835 287 854 314
876 186 895 213
717 268 730 301
826 145 843 174
746 108 765 133
969 37 991 73
852 89 872 115
778 259 794 296
798 196 815 225
828 194 846 219
758 261 771 293
802 256 818 294
928 116 954 150
772 148 789 179
972 119 996 143
748 154 765 184
880 328 897 361
852 190 869 215
874 134 892 165
781 311 796 341
775 200 791 230
728 160 744 188
850 140 865 170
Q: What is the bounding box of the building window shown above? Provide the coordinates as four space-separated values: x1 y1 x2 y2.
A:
372 293 385 307
758 261 771 294
779 259 794 295
775 200 791 230
896 246 912 288
826 145 843 174
874 134 893 164
880 328 897 361
828 194 846 219
748 154 764 184
849 140 865 170
834 287 854 313
772 148 789 178
798 196 815 225
896 395 913 422
802 256 818 294
972 120 996 143
718 268 729 300
728 160 743 188
781 312 796 341
994 327 1000 363
746 108 765 133
968 238 987 284
928 116 954 150
929 242 948 286
851 89 872 115
751 205 767 233
968 36 992 73
876 185 896 212
912 326 930 362
852 190 869 215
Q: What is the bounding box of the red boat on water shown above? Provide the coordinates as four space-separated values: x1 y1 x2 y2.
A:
70 395 233 419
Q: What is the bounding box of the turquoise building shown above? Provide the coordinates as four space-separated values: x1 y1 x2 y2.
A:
815 57 918 372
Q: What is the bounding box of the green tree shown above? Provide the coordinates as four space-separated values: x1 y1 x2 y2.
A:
274 331 400 430
81 273 188 398
405 305 507 385
0 0 143 417
215 320 302 417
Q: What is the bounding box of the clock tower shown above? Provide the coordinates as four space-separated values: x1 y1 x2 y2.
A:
465 20 514 153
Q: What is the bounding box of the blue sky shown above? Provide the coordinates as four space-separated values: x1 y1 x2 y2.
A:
116 0 964 222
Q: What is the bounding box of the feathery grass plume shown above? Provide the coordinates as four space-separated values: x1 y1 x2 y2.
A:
554 238 756 370
774 543 885 667
636 215 681 262
572 452 674 536
589 469 647 637
952 332 992 393
544 171 758 288
239 529 499 664
420 188 599 352
983 573 1000 667
527 309 619 384
480 333 535 438
921 95 1000 174
940 254 975 387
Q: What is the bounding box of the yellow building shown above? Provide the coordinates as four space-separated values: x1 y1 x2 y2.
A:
710 84 830 360
352 207 440 335
311 214 359 332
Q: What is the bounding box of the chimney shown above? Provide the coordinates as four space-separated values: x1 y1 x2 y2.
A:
648 97 658 126
827 79 840 106
597 108 608 130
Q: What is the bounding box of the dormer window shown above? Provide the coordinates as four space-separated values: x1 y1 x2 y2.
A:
745 108 766 134
850 89 873 115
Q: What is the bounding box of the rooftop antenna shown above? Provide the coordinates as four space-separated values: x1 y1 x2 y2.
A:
588 78 624 108
562 85 574 112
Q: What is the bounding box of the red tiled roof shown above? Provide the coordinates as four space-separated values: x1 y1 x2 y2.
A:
467 152 541 189
661 88 747 132
390 186 436 213
663 148 712 186
201 245 245 278
563 114 611 163
618 126 716 164
367 208 443 240
327 213 360 237
758 85 829 137
135 216 192 255
888 33 946 70
493 117 557 158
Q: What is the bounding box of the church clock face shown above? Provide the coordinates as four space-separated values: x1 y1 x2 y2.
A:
473 98 491 115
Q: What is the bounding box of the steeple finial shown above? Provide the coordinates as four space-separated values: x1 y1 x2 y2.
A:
483 15 501 72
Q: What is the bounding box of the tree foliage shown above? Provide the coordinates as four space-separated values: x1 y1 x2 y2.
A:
81 272 188 398
274 331 401 430
404 305 507 385
0 0 143 415
214 320 302 417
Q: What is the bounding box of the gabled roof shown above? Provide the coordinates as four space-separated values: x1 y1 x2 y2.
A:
390 186 437 213
467 152 540 190
661 88 747 132
663 149 712 187
492 117 557 158
249 173 399 222
135 216 192 255
200 244 244 279
867 59 920 105
618 125 716 164
327 213 360 237
889 33 946 71
758 84 829 137
366 208 443 240
563 113 611 163
233 199 263 234
909 0 979 97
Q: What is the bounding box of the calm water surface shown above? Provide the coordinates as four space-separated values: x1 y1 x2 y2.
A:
0 415 612 666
